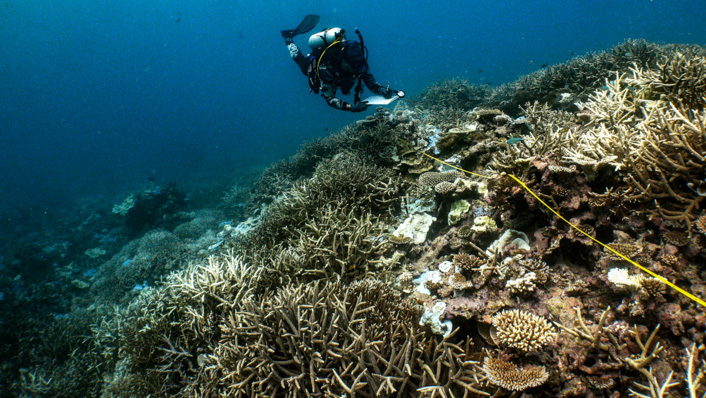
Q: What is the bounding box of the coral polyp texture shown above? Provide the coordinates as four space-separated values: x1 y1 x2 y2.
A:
491 309 557 352
418 170 464 187
482 357 549 391
5 40 706 398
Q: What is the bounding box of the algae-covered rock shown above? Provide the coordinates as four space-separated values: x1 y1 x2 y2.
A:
448 199 471 225
85 247 107 259
393 213 436 244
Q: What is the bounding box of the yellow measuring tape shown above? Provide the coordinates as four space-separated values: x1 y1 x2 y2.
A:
409 142 706 308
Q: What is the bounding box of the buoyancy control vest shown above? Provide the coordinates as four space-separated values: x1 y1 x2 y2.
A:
307 29 368 96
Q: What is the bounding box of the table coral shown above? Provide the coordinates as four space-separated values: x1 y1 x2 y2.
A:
482 357 549 391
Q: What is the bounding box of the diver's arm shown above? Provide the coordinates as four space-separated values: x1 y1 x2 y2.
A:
361 71 388 96
321 81 366 112
362 71 404 98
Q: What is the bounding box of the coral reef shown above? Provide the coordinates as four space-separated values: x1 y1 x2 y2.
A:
113 182 187 236
5 40 706 398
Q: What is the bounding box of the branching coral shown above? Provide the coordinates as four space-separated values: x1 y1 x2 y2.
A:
215 279 488 397
485 39 666 114
94 252 260 397
490 309 557 352
409 78 491 126
627 102 706 224
488 48 706 227
630 51 706 109
237 154 404 285
560 57 706 225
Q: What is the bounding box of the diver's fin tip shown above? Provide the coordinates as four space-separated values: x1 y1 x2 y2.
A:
291 14 320 37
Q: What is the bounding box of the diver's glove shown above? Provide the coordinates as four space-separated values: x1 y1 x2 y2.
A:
383 88 405 99
349 102 368 112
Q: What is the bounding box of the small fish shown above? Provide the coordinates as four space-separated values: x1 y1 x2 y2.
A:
506 137 524 145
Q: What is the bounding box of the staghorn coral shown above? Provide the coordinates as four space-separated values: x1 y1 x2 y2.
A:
490 101 578 174
485 39 667 114
627 102 706 224
95 252 261 397
482 357 549 391
215 278 489 397
558 58 706 225
554 306 683 395
236 154 404 285
408 78 491 126
490 309 557 352
696 214 706 235
275 203 390 280
630 51 706 109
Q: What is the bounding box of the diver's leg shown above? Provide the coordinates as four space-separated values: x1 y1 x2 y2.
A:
285 41 309 75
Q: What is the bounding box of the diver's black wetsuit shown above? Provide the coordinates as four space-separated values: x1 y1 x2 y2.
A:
285 40 390 111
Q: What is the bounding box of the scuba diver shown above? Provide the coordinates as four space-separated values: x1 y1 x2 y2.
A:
281 15 405 112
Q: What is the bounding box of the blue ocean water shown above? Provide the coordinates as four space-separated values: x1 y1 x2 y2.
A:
0 0 704 218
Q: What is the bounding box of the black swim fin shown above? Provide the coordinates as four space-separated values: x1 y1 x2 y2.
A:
291 14 320 36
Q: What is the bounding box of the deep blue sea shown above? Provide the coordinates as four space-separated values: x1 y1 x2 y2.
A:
1 0 704 220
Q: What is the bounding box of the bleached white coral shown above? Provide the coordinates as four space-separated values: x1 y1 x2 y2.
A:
413 270 442 295
506 272 537 294
419 301 452 336
607 267 643 288
393 213 436 244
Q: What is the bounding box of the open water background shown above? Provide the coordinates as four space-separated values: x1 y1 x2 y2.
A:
1 0 704 220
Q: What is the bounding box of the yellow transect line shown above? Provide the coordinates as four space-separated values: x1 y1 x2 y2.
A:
402 138 706 308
